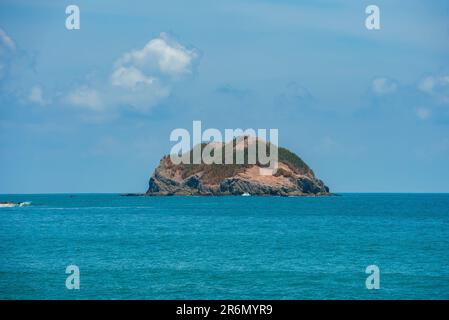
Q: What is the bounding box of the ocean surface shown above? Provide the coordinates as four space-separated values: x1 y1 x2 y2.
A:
0 193 448 300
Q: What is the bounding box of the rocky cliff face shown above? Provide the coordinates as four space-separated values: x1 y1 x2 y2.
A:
146 139 330 196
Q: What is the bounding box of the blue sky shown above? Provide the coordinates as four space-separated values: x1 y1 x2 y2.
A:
1 0 449 193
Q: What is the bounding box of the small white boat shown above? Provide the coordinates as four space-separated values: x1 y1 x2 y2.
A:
0 202 16 208
241 192 251 197
0 201 31 208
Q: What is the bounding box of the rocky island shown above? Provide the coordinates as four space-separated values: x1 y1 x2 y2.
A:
144 138 330 196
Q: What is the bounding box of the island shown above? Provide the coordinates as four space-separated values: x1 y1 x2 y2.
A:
143 137 330 196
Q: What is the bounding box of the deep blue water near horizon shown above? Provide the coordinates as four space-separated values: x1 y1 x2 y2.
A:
0 193 448 299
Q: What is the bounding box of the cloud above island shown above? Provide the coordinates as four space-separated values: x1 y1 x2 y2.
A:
65 33 199 114
114 33 198 79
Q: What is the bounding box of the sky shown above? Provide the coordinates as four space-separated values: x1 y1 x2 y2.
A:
0 0 449 193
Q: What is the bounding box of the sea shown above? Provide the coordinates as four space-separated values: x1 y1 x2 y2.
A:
0 193 448 299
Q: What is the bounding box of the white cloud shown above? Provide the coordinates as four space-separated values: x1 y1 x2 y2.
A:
66 33 198 114
371 77 398 95
66 87 104 111
111 83 170 112
110 66 155 89
116 33 198 78
418 75 449 104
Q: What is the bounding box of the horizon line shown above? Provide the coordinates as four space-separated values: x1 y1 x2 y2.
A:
1 192 449 196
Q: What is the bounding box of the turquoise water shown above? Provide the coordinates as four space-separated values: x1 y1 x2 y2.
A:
0 193 448 299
